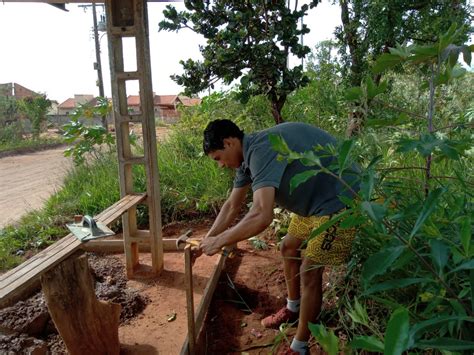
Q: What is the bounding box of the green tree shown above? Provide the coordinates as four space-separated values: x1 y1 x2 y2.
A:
336 0 472 87
0 96 21 142
336 0 472 136
17 95 51 139
0 95 18 124
159 0 316 124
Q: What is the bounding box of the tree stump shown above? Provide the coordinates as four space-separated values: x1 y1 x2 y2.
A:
40 251 121 355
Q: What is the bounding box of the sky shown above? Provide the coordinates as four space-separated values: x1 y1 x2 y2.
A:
0 1 341 104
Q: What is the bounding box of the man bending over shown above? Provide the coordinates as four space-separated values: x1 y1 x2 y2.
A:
200 119 359 355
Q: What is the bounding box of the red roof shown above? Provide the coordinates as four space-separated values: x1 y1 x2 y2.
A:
179 96 202 107
127 95 141 106
127 95 200 107
154 95 178 106
58 98 76 109
58 96 98 109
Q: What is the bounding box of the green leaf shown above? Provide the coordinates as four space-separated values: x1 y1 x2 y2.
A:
361 246 404 284
359 169 375 200
361 201 386 223
384 307 409 355
366 76 377 99
438 24 458 52
461 45 472 66
448 259 474 274
347 298 369 326
408 316 474 348
363 278 429 296
308 210 349 242
416 338 474 351
345 87 362 101
470 269 474 313
430 239 449 274
290 170 319 194
308 323 339 355
338 139 355 173
410 45 438 64
377 80 389 95
389 43 411 59
409 188 445 239
339 213 366 229
269 134 290 154
350 336 384 353
372 53 404 74
366 155 383 170
460 216 471 256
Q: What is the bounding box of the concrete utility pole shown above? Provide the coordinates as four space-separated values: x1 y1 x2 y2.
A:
80 3 107 131
92 3 107 131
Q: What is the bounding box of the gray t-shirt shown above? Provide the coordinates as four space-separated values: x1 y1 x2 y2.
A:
233 122 359 217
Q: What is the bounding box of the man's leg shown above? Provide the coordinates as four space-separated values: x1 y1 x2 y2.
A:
281 234 303 301
295 257 324 342
261 234 302 328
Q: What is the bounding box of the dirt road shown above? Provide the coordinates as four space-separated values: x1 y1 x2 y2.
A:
0 147 72 229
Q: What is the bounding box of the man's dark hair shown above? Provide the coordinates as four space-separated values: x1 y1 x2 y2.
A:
203 119 244 154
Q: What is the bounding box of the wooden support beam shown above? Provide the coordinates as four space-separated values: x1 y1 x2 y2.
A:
81 238 190 253
184 245 196 355
180 253 227 355
41 252 121 355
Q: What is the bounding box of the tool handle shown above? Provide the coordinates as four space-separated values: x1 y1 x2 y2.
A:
221 247 235 258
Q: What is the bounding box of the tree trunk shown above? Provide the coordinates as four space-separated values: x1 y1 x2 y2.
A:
339 0 363 87
270 94 286 125
41 252 121 355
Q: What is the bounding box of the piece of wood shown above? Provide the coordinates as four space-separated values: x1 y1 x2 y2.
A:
81 237 194 253
0 193 146 309
180 252 227 355
41 252 121 355
184 245 196 355
106 0 164 277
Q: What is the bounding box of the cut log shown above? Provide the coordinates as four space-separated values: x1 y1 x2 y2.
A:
40 251 121 355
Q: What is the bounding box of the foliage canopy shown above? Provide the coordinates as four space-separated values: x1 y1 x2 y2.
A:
159 0 318 124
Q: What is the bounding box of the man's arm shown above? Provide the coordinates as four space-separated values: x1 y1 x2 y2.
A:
205 185 250 238
200 186 275 255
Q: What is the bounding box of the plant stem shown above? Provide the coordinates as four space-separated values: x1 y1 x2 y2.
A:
424 62 436 196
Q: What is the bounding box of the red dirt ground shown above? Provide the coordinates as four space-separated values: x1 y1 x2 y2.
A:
1 219 333 354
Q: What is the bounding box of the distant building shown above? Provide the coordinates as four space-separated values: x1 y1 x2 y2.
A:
57 95 97 115
0 83 40 128
0 82 38 100
127 94 201 123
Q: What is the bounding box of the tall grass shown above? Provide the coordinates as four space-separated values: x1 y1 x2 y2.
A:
0 124 232 270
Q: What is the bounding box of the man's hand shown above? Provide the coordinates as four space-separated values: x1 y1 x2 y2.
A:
200 235 224 256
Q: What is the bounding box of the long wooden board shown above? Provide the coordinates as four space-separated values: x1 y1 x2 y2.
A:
180 252 227 355
0 194 146 309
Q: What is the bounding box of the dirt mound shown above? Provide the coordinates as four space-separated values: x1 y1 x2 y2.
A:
0 252 149 353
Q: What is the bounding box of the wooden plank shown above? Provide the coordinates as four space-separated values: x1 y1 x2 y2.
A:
184 245 196 355
180 253 227 355
81 237 194 253
0 193 146 309
134 0 164 275
0 235 82 308
96 193 146 224
116 71 140 81
121 157 146 165
116 114 144 124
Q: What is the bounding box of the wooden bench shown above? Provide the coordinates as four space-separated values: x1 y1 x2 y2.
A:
0 193 147 309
